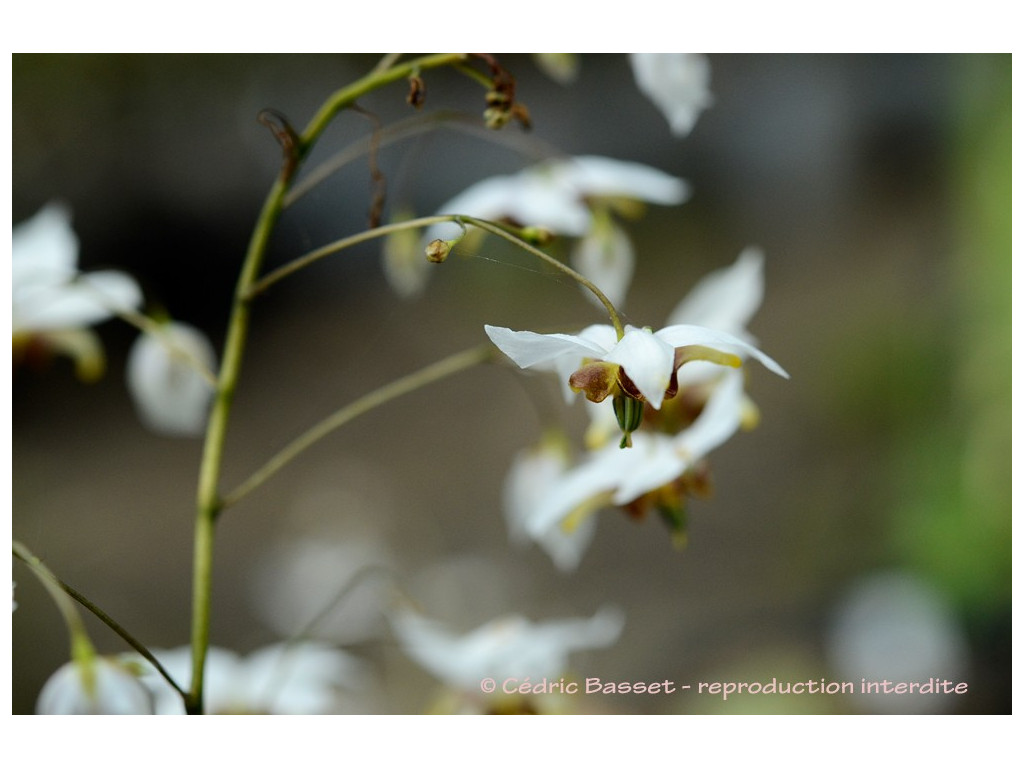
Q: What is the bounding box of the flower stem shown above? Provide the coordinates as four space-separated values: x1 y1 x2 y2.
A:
14 541 188 700
221 344 494 510
246 215 456 300
185 53 476 714
461 216 627 339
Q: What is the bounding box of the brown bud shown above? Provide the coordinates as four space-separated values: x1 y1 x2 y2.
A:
425 239 450 263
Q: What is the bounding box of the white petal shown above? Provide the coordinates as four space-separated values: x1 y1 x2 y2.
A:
484 325 608 369
428 171 592 241
667 247 765 336
673 368 745 461
241 642 366 714
37 658 154 715
12 202 78 282
604 327 676 408
655 323 789 379
610 433 689 503
392 608 623 689
126 322 217 437
571 218 635 309
629 53 713 137
503 439 597 571
549 155 690 206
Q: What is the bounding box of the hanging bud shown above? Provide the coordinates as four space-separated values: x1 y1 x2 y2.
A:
425 239 450 263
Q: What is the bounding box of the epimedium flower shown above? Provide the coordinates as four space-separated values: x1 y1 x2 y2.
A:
419 155 689 306
503 431 597 572
629 53 713 138
126 320 217 437
131 641 369 714
13 201 142 380
391 605 624 712
522 368 749 557
485 320 787 447
36 656 154 715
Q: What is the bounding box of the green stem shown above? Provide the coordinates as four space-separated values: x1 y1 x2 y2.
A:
185 53 474 715
221 344 493 510
13 541 92 658
299 53 468 156
461 216 626 338
246 215 455 300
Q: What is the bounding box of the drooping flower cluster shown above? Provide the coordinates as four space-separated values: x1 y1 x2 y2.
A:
490 249 787 570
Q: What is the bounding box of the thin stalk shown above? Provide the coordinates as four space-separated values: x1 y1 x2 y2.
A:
186 53 477 714
461 216 626 338
221 344 493 510
246 215 454 300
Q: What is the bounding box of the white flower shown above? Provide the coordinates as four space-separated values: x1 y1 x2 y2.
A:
13 202 142 379
503 434 597 572
523 368 748 543
485 321 787 411
126 321 217 437
37 657 154 714
629 53 713 137
133 642 368 714
427 155 688 243
391 606 624 692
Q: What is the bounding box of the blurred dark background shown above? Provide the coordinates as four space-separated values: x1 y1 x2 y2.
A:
11 54 1011 714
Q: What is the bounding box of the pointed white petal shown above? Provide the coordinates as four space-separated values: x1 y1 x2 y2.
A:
550 155 690 206
629 53 713 138
484 325 607 369
604 328 676 408
667 247 764 335
655 324 789 379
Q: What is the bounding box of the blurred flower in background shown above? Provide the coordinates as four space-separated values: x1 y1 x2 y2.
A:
37 656 154 715
126 320 218 437
825 570 970 714
13 202 142 381
391 605 624 713
131 641 370 714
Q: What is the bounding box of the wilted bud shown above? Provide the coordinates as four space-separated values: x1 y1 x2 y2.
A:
425 239 450 263
407 74 426 109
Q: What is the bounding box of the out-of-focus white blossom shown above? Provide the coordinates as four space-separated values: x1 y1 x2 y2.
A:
826 571 970 714
13 202 141 380
126 321 217 437
629 53 713 137
37 657 154 715
503 433 597 572
133 641 368 714
392 606 624 693
426 155 688 243
248 536 393 644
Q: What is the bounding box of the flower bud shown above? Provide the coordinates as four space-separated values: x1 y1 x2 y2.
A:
425 239 450 263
